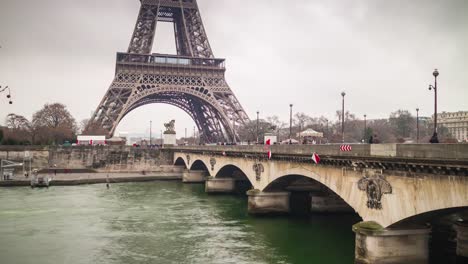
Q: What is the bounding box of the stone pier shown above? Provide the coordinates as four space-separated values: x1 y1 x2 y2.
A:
247 191 290 215
182 170 206 183
353 222 430 264
205 177 235 193
456 221 468 263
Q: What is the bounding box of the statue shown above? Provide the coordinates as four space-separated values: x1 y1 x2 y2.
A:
164 120 176 134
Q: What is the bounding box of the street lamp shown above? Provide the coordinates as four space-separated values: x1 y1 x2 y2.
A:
193 126 196 145
341 92 346 143
149 120 152 145
0 85 13 104
256 111 259 143
416 108 420 143
325 118 329 144
363 114 367 143
428 69 439 143
289 104 293 144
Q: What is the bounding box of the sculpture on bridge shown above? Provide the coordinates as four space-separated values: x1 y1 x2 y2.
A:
358 174 392 210
253 163 264 181
164 120 176 134
210 157 216 171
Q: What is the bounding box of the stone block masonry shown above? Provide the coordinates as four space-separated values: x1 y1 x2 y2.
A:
0 146 174 173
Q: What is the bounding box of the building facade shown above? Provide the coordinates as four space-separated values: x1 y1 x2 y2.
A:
438 111 468 142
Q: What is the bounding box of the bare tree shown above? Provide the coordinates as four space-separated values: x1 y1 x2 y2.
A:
4 113 34 144
237 120 275 143
5 113 30 130
32 103 77 144
266 115 287 141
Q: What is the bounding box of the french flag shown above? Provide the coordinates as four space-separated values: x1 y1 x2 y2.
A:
312 152 320 164
265 139 272 159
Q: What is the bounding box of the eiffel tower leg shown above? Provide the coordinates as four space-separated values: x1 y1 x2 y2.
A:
89 75 137 137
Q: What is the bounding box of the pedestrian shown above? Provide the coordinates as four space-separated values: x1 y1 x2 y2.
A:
368 136 374 144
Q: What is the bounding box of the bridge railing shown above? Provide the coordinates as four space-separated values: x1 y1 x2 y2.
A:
171 144 468 161
116 53 225 69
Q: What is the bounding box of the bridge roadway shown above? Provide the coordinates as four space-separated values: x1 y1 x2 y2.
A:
169 144 468 264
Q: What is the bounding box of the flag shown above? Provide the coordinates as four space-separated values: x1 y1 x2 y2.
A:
268 150 272 159
312 152 320 164
266 138 271 145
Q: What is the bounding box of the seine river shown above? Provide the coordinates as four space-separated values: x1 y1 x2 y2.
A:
0 182 360 264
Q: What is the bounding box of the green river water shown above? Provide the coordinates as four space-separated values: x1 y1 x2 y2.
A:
0 182 360 264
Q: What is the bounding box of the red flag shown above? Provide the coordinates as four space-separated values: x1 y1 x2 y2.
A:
266 139 271 145
312 152 320 164
268 150 272 159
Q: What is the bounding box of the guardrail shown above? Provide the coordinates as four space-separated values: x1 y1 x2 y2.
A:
116 53 225 69
170 144 468 161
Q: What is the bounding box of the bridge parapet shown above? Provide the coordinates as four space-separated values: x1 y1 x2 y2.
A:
172 143 468 160
171 144 468 176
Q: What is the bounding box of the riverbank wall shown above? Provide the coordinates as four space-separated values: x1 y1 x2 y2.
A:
0 146 174 173
0 171 182 187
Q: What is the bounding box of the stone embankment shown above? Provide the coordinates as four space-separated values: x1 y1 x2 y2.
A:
0 145 174 173
0 146 181 186
0 171 182 187
0 165 185 187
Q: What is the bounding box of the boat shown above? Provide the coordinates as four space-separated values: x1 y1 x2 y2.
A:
30 170 51 188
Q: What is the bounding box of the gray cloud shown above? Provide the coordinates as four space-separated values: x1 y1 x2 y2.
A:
0 0 467 136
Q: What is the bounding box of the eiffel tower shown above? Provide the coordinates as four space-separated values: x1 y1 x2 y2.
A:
89 0 249 143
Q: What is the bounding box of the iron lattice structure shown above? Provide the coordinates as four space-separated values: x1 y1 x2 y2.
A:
89 0 249 143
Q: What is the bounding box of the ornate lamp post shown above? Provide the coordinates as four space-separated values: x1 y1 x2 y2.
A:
363 114 367 142
341 92 346 143
428 69 439 143
193 126 196 145
256 111 259 143
149 120 152 145
0 85 13 104
416 108 420 143
325 118 329 144
289 104 293 144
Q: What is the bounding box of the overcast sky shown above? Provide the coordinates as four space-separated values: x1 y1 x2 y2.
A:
0 0 467 137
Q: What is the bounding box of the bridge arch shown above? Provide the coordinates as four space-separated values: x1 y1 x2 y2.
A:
190 159 210 172
215 165 248 179
264 174 358 216
215 164 253 195
389 206 468 228
174 157 187 168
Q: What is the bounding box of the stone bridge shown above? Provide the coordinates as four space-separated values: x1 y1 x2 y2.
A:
171 144 468 264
